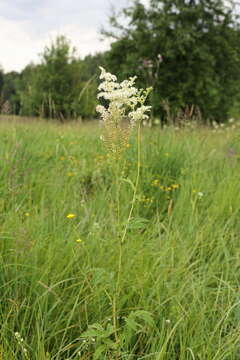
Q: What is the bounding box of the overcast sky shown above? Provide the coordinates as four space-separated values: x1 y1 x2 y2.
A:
0 0 133 72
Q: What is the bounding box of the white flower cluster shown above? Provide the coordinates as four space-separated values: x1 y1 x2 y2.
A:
96 67 151 127
15 332 28 355
129 105 151 123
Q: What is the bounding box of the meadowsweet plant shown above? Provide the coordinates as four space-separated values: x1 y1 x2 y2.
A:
96 68 152 353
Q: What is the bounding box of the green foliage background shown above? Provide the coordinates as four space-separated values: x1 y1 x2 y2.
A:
103 0 240 121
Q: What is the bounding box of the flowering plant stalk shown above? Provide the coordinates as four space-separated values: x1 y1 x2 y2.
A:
97 67 151 349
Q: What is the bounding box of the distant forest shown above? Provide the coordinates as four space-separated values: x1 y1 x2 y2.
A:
1 0 240 123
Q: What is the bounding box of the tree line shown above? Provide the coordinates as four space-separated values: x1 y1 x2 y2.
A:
1 0 240 122
0 36 104 120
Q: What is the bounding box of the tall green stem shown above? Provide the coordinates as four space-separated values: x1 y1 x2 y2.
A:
113 122 142 355
116 121 141 295
121 122 141 244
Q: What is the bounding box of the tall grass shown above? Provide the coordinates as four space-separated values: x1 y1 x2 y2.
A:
0 120 240 359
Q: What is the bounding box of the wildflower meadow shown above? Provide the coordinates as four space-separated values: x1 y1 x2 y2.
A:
0 69 240 359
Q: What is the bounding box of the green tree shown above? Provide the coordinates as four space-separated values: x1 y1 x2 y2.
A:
16 63 40 116
104 0 240 122
2 71 21 114
71 53 107 118
0 66 4 111
35 35 80 119
18 36 99 120
0 67 3 94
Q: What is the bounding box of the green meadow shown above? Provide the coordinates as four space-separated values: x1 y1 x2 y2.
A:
0 119 240 359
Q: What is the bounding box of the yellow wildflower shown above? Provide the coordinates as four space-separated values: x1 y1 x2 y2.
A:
76 238 82 243
66 213 76 219
152 179 159 186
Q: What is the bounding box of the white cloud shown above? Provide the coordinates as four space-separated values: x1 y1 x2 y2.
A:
0 17 111 72
0 16 44 72
0 0 130 72
48 24 111 58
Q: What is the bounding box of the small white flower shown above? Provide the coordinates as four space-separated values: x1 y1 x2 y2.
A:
142 120 148 127
129 105 151 123
99 66 117 82
198 192 203 197
96 105 105 114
